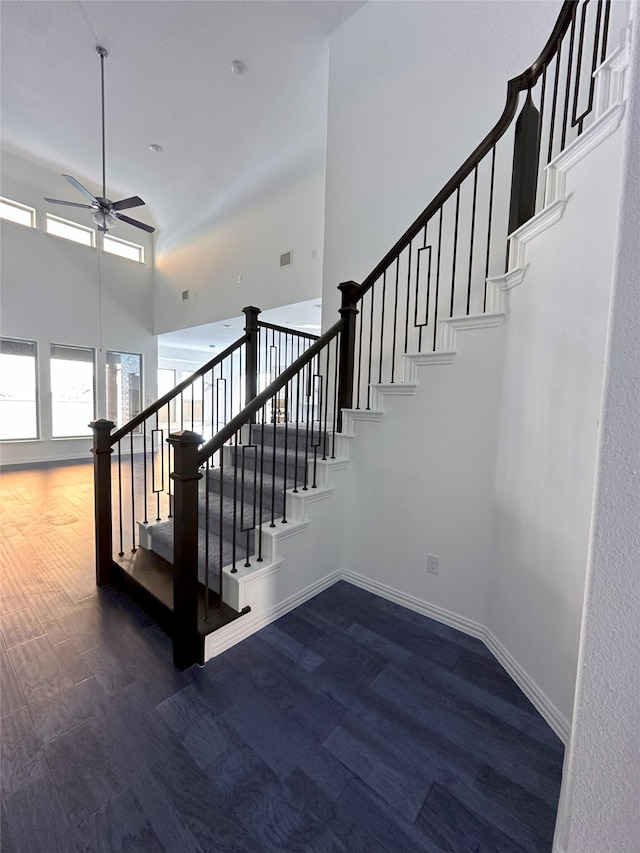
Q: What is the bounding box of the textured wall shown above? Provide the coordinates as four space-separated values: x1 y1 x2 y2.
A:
556 8 640 850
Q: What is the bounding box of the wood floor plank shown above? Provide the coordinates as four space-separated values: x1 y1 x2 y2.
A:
7 636 95 744
3 771 79 853
0 463 563 853
0 705 47 795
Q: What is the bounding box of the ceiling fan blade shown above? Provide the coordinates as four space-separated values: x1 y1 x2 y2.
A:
62 174 99 204
111 196 145 212
44 198 94 209
115 213 155 234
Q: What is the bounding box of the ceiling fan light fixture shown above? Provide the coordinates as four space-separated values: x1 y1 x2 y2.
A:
92 209 118 231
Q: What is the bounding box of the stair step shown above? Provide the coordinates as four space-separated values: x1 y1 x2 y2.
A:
227 443 308 484
149 521 259 591
249 422 332 453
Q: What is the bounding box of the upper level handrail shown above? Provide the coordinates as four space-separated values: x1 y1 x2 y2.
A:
257 319 320 341
110 334 247 444
359 0 577 296
197 318 344 465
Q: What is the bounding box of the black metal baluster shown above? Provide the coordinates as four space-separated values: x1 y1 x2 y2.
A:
257 412 265 560
180 391 184 431
167 437 173 518
450 186 461 317
366 287 374 410
332 333 339 459
323 346 330 460
466 165 479 316
303 361 311 489
433 206 444 350
117 440 124 556
282 386 289 523
483 147 497 310
270 394 277 525
404 240 413 354
600 0 611 64
536 69 548 210
142 419 148 525
415 225 428 352
355 307 364 410
390 256 400 383
153 414 162 521
231 431 239 571
561 4 578 150
293 365 301 493
130 431 136 552
378 269 386 384
548 41 562 164
204 460 210 621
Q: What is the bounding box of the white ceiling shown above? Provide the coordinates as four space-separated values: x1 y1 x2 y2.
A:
0 0 364 246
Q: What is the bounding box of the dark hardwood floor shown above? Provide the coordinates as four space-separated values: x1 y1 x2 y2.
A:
0 462 563 852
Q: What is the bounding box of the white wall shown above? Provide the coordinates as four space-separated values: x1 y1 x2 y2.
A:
488 132 625 726
322 0 560 320
555 13 640 850
153 101 328 335
0 149 157 465
343 323 505 628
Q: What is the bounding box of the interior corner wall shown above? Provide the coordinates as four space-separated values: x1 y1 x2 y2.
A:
0 149 157 466
321 0 560 322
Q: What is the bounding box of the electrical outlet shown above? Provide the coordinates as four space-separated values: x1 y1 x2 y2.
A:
427 554 440 575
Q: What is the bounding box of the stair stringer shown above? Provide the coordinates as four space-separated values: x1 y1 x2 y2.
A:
204 454 350 660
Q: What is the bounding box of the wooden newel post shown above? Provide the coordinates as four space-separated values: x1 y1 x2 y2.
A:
167 430 203 670
243 305 261 413
337 281 360 432
90 418 115 587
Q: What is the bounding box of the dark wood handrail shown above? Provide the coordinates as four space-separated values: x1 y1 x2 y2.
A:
110 334 248 444
359 0 576 296
257 319 320 341
197 318 344 465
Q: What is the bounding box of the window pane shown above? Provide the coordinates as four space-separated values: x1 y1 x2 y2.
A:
0 338 38 440
103 235 144 263
0 197 35 228
50 345 94 437
106 351 142 429
46 215 95 247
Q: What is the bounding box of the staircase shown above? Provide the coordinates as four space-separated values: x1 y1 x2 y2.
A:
90 0 630 671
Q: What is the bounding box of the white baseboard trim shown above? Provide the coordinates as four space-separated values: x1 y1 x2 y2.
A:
204 568 342 659
340 569 570 744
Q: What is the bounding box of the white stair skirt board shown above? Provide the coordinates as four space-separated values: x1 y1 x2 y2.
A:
341 569 571 745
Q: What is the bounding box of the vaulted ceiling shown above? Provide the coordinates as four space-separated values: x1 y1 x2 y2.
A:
1 1 364 249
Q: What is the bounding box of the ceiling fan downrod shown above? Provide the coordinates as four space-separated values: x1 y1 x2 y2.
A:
96 45 108 202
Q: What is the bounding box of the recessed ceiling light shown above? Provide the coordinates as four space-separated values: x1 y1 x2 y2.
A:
223 324 232 328
230 59 246 76
149 143 162 153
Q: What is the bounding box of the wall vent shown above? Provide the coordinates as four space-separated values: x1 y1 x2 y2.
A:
182 289 190 301
280 251 292 267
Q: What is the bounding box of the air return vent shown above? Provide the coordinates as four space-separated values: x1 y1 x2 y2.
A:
182 289 190 301
280 251 292 267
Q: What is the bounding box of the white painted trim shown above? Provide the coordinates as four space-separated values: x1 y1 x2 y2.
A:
508 198 569 270
341 408 384 423
340 569 571 743
205 569 343 658
437 312 505 352
487 266 528 292
545 104 626 206
371 382 418 397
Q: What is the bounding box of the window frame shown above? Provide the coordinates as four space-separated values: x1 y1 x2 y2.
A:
49 343 96 439
45 213 96 248
0 196 36 229
0 337 40 441
103 234 145 264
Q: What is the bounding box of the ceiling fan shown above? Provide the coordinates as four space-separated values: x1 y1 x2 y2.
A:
45 46 155 234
